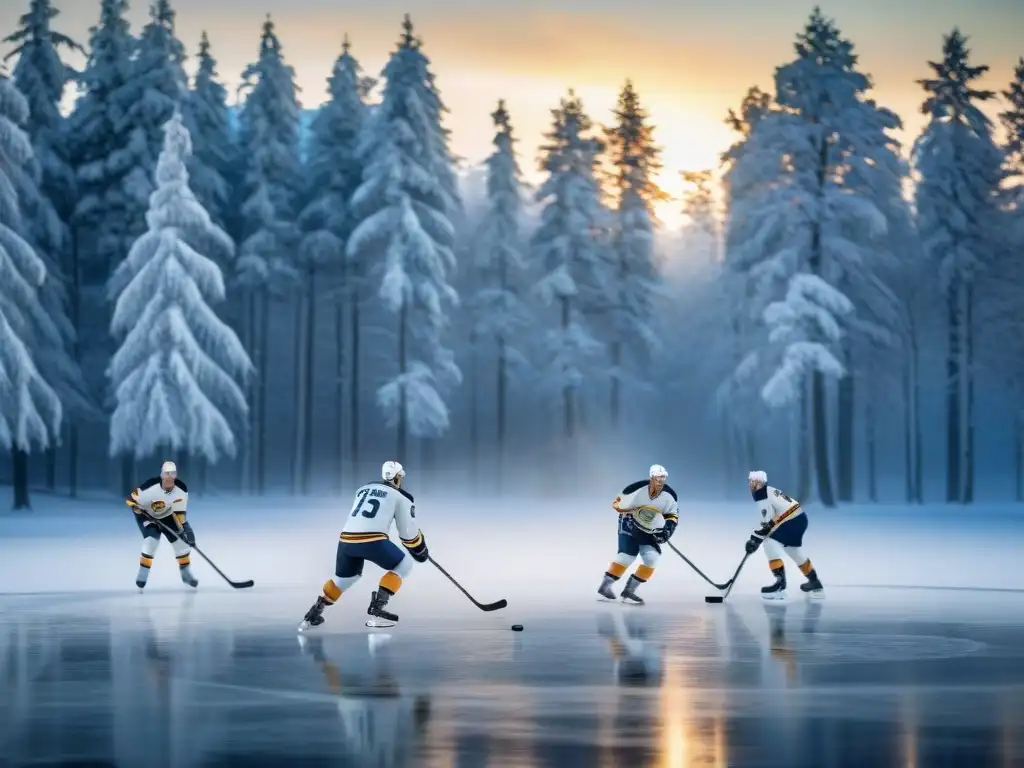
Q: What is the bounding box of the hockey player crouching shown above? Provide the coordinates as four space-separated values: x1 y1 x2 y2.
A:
598 464 679 605
745 471 824 599
126 461 198 589
299 461 429 631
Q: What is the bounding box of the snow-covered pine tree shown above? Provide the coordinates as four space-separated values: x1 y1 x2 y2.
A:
0 72 63 509
679 170 719 268
532 90 609 441
183 31 233 234
235 15 302 492
298 35 372 488
1000 58 1024 499
347 16 461 459
914 28 1006 503
66 0 139 489
603 80 666 428
4 0 93 491
108 112 251 471
471 99 528 485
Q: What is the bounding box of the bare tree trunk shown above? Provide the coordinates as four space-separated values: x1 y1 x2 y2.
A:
12 450 30 510
963 286 974 503
292 291 308 495
303 272 317 493
903 354 914 503
45 447 56 491
397 303 407 459
797 385 811 502
335 270 346 490
1015 416 1023 503
946 287 961 502
809 136 834 507
242 293 256 494
837 369 854 502
120 454 134 502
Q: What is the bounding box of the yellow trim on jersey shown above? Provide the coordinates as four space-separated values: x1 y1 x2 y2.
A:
772 503 801 529
401 532 423 549
340 532 388 543
663 512 678 521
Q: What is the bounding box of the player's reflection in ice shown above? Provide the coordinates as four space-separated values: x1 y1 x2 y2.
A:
763 600 824 685
298 633 432 766
596 610 663 686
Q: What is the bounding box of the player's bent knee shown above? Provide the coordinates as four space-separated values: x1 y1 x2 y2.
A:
613 553 635 568
635 564 655 581
330 574 360 594
638 548 660 568
379 571 403 594
322 579 342 602
607 561 627 578
393 554 414 579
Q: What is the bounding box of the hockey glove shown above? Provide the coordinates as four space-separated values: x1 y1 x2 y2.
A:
745 522 772 554
406 534 429 563
653 519 677 544
180 522 196 547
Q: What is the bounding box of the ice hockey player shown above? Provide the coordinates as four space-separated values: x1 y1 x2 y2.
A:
744 471 824 599
126 461 197 589
597 464 679 605
299 461 429 631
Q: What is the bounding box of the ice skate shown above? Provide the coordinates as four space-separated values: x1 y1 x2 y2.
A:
597 574 619 601
366 590 399 628
298 596 331 632
800 571 824 599
179 565 198 588
761 572 786 601
620 575 645 606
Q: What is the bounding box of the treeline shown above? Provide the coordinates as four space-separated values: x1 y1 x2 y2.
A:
0 2 1021 508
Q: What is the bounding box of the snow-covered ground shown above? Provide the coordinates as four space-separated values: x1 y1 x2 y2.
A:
1 489 1021 601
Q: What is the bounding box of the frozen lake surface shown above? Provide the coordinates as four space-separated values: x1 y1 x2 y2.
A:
1 495 1023 766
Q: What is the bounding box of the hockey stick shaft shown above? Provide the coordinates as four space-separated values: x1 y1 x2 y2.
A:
666 542 734 590
148 515 254 589
427 555 507 611
720 552 750 598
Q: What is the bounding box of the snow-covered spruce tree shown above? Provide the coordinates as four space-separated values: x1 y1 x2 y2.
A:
298 35 372 488
470 99 529 484
235 15 302 492
914 29 1006 503
4 0 94 490
347 16 461 459
108 112 251 471
183 31 233 235
0 72 62 509
1001 58 1024 499
531 90 609 441
603 80 666 427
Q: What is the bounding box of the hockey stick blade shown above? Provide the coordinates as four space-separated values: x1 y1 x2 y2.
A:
427 556 507 611
149 517 254 589
667 542 732 590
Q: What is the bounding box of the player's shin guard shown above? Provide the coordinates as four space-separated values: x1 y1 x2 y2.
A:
761 559 786 599
621 565 653 605
136 554 153 589
599 561 628 600
798 559 824 595
175 551 198 588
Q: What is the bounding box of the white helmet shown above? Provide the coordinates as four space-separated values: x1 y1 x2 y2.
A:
749 470 767 485
649 464 667 479
382 461 405 482
161 461 177 476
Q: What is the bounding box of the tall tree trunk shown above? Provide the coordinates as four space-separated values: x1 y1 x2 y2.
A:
812 371 835 506
293 273 313 495
335 272 346 491
946 287 961 502
302 271 317 493
468 333 479 485
256 289 270 494
837 370 854 502
610 342 621 427
12 449 30 510
903 353 914 503
45 447 56 491
865 393 877 502
69 222 82 499
496 336 507 492
796 385 811 502
350 291 361 478
397 303 407 460
68 426 79 499
963 286 974 503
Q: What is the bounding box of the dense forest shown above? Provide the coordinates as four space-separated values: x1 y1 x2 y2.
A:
0 2 1022 508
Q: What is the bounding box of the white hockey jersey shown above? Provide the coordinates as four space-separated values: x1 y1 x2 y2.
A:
612 479 679 534
755 486 802 529
127 477 188 522
340 481 422 547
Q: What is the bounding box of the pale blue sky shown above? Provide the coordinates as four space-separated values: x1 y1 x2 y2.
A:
2 0 1021 219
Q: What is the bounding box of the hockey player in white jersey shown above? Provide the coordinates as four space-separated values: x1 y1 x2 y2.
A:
125 461 198 589
745 471 824 599
597 464 679 605
299 461 429 630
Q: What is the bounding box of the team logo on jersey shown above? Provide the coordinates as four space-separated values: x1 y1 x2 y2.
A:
410 505 416 518
151 501 166 512
635 506 658 525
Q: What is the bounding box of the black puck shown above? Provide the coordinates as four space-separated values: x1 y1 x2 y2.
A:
511 624 523 631
705 596 724 604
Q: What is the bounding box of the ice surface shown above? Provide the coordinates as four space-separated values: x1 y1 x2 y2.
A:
1 493 1023 765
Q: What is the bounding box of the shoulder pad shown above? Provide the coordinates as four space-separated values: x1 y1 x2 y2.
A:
174 479 188 492
138 477 161 491
622 479 648 494
662 484 678 501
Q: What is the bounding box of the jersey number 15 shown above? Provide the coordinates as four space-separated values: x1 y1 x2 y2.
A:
351 488 381 518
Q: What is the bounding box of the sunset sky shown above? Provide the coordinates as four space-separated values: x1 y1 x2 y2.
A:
2 0 1022 225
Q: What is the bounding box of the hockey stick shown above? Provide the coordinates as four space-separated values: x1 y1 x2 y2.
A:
427 555 507 611
705 553 750 604
666 541 736 590
148 515 254 589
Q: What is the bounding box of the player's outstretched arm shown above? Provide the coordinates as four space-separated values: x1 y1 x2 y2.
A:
395 495 428 563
